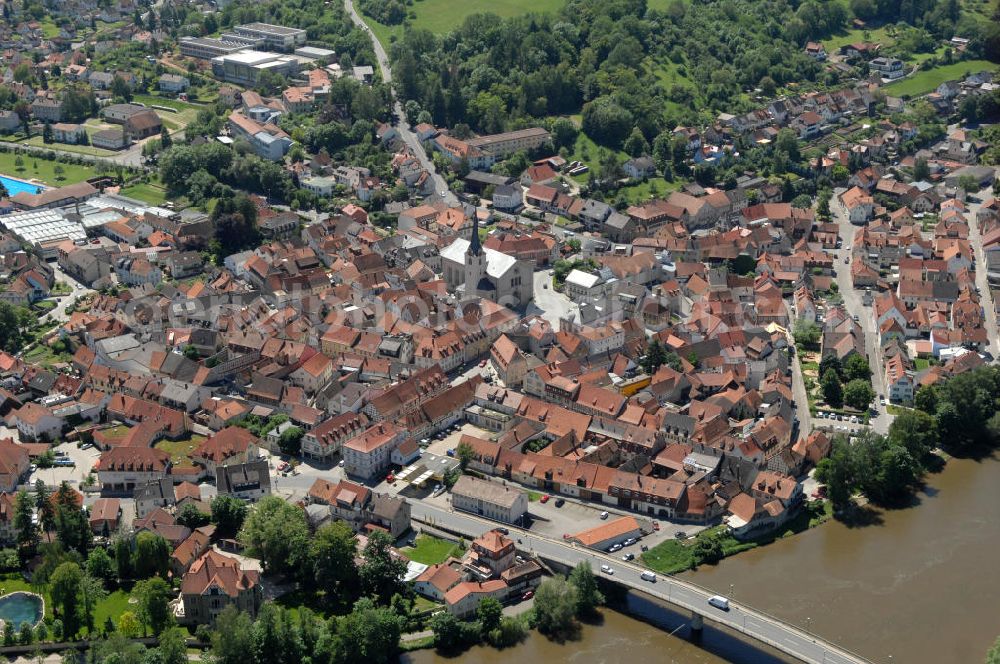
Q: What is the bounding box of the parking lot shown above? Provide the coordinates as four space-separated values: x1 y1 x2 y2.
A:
27 440 101 489
422 422 496 457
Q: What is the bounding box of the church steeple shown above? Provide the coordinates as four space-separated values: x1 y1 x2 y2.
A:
468 211 482 256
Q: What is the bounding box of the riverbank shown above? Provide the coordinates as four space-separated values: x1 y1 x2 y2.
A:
641 500 832 575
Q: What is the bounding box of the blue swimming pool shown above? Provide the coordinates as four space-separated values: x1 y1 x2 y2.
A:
0 175 43 197
0 592 43 628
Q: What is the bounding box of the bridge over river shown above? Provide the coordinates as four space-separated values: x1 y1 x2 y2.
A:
412 503 871 664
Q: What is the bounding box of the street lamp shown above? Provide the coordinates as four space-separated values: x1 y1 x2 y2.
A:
729 583 734 598
805 617 812 633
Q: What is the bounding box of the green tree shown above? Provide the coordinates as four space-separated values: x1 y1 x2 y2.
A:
623 126 649 158
133 577 173 635
821 369 843 408
359 530 407 604
477 596 503 635
692 534 724 565
50 562 83 636
175 502 210 529
456 441 475 470
238 495 309 576
888 409 938 460
986 634 1000 664
844 379 875 411
310 521 359 601
430 611 471 652
336 597 402 664
914 385 938 414
209 606 253 664
132 532 170 579
533 576 578 637
210 495 248 539
157 627 188 664
79 573 106 634
117 611 141 638
568 562 604 616
14 489 38 555
843 354 871 382
34 480 54 533
85 547 115 587
278 426 304 456
913 157 930 181
793 319 821 350
112 535 133 580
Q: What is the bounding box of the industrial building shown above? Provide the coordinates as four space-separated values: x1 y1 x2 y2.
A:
228 23 307 52
179 36 250 60
211 51 301 87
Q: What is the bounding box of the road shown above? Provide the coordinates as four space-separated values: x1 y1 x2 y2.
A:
965 186 1000 358
831 192 891 435
343 0 456 206
411 502 871 664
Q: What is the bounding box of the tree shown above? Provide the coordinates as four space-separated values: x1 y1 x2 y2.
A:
873 445 921 504
792 320 821 350
159 125 172 149
310 521 359 601
914 385 937 414
53 163 65 181
913 157 930 181
133 577 173 635
175 502 210 529
477 596 503 634
278 426 304 456
533 576 578 637
209 606 253 664
85 547 115 587
430 611 476 652
986 634 1000 664
157 627 188 664
888 408 938 460
42 122 52 144
117 611 141 638
582 97 634 148
822 369 844 408
623 127 649 158
110 76 133 102
210 495 247 539
112 535 133 580
456 441 475 470
692 534 724 565
568 562 604 616
844 379 875 411
79 574 106 634
14 155 24 172
359 530 407 604
132 532 170 579
238 495 309 576
14 489 38 555
50 562 83 636
336 597 402 664
819 355 842 381
843 354 871 382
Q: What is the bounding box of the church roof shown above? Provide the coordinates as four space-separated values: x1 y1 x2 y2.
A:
441 238 518 278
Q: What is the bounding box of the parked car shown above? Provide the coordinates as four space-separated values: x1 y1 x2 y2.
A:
522 590 534 600
623 538 637 546
600 565 614 575
675 531 687 539
600 511 610 519
479 359 488 368
652 521 660 531
609 543 623 553
555 498 565 507
540 494 550 503
622 553 635 561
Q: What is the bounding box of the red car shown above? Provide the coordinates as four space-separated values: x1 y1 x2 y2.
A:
479 359 488 367
540 494 550 503
522 590 534 600
386 473 395 483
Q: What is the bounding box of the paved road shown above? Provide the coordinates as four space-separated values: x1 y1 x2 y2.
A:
525 269 578 326
965 186 1000 357
344 0 456 206
831 192 891 435
411 503 871 664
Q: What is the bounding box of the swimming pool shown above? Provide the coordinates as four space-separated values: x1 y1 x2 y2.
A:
0 592 43 628
0 174 43 197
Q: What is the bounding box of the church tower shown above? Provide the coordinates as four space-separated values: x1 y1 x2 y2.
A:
463 212 485 299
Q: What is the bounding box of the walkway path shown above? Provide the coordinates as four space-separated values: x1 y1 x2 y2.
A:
343 0 456 206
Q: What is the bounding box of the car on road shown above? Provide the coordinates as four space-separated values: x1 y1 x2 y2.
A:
652 521 659 531
600 565 614 575
675 531 687 539
623 537 637 546
641 571 657 582
600 511 610 519
440 190 447 197
708 596 730 611
608 544 623 553
540 494 550 503
338 459 345 467
496 527 509 535
622 553 635 561
80 443 93 450
554 498 565 507
522 590 534 600
277 461 289 472
479 359 488 368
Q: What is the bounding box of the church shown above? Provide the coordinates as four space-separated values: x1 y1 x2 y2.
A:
440 215 533 308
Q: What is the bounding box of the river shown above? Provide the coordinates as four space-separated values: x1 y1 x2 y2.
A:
404 454 1000 664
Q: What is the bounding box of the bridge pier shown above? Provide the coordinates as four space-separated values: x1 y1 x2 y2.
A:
689 613 704 642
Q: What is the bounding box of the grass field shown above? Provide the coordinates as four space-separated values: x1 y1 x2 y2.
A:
154 434 206 469
0 152 95 186
121 182 168 205
821 26 895 52
400 535 463 565
886 59 999 96
92 590 132 633
362 0 565 43
619 177 682 205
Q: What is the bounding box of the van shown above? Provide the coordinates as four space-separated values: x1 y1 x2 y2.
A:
640 571 657 582
708 596 730 611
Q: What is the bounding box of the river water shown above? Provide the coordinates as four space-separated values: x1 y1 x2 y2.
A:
404 454 1000 664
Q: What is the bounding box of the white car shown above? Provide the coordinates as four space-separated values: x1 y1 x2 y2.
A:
600 511 610 519
600 565 614 575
